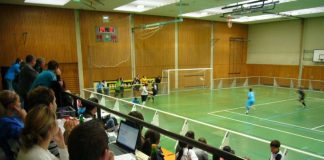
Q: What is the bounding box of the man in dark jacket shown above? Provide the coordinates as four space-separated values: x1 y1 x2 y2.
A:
17 55 37 107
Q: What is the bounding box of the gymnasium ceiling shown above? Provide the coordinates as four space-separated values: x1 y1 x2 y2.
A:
1 0 324 24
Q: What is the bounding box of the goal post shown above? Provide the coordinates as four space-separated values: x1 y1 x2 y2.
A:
160 68 213 94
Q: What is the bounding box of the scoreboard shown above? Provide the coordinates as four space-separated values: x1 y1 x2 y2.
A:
96 26 118 42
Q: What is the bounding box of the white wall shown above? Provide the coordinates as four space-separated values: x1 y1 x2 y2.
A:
247 17 324 66
303 17 324 66
247 20 302 65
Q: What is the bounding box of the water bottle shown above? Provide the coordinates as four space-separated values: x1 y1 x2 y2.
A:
150 144 158 160
79 114 84 124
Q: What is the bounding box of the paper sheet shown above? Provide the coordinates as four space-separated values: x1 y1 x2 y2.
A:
114 153 136 160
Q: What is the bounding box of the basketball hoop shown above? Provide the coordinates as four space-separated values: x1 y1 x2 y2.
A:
227 15 233 29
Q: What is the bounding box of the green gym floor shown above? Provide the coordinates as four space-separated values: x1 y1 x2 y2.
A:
102 86 324 159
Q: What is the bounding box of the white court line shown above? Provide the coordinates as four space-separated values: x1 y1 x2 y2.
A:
208 98 296 114
225 111 324 133
212 86 251 91
308 97 324 101
208 113 324 143
170 88 210 93
162 135 177 142
312 124 324 130
258 85 324 93
120 93 169 101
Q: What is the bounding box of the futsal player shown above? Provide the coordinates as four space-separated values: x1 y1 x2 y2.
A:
151 82 158 103
148 82 158 103
132 75 141 98
141 83 149 105
245 88 255 114
297 87 306 107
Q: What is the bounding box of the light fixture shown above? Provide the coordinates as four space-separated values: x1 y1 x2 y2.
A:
102 16 109 23
181 12 209 18
200 12 208 17
24 0 70 6
114 0 178 12
232 14 283 22
232 6 324 23
281 6 324 16
137 4 145 10
181 0 296 18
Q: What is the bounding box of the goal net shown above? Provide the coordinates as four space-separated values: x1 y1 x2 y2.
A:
160 68 213 94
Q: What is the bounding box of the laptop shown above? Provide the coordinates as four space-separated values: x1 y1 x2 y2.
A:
109 121 140 156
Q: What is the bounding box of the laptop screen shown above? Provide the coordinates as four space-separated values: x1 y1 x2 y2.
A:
116 122 139 151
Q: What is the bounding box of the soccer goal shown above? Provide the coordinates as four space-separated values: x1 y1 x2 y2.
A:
160 68 213 94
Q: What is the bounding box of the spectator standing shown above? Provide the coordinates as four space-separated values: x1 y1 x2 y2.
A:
34 58 46 73
132 75 141 98
30 60 61 90
17 55 38 104
4 58 22 91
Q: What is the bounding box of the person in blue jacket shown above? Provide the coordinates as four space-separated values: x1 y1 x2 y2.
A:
30 60 61 90
4 58 22 91
0 90 27 159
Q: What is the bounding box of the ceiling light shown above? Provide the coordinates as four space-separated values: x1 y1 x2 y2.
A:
231 6 324 23
114 0 178 12
181 0 296 18
201 12 208 17
232 14 283 22
281 6 324 16
181 13 204 18
137 4 145 9
24 0 70 5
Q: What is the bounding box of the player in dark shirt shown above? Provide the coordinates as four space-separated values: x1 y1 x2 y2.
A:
297 88 306 107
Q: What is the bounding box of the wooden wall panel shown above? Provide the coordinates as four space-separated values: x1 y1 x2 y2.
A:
178 19 211 68
134 15 175 77
214 22 248 78
247 64 299 78
0 72 2 90
302 66 324 80
302 66 324 90
0 5 79 93
80 11 131 87
0 5 77 65
60 63 79 93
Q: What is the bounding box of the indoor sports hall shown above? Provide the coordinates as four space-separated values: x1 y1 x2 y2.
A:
0 0 324 160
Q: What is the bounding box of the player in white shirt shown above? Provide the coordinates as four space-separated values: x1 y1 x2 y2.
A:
141 83 149 105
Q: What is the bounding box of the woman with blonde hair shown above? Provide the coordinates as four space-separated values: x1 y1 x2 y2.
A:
17 105 68 160
0 90 26 159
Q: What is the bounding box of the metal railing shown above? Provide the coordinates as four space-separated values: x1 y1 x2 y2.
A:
63 91 244 160
213 76 324 91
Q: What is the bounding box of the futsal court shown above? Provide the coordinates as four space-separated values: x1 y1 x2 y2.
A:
84 77 324 160
136 86 324 159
